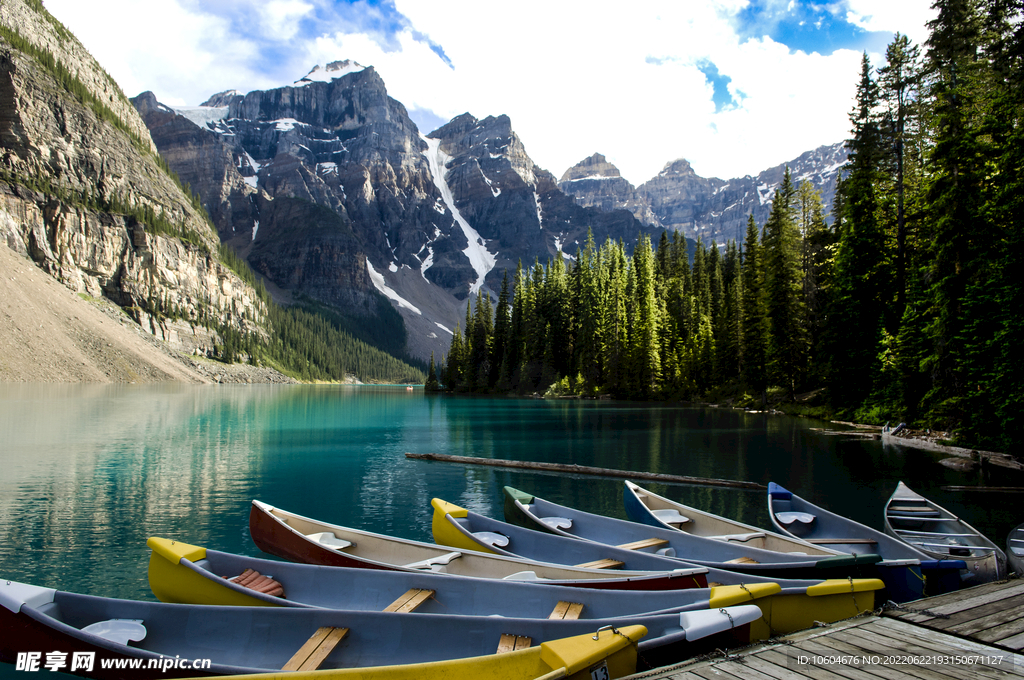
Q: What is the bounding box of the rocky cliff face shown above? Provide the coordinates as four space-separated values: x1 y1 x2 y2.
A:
560 143 847 245
0 0 266 353
558 153 661 226
428 114 661 288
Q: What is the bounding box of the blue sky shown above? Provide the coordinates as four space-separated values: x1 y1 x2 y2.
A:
46 0 936 182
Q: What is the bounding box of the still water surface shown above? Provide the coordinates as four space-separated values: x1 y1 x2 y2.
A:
1 383 1020 606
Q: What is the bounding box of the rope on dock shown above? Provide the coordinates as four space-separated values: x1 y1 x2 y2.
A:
404 453 766 490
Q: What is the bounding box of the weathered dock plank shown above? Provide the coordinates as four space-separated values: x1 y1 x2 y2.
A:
888 581 1024 621
947 602 1024 639
882 579 1024 653
627 614 1024 680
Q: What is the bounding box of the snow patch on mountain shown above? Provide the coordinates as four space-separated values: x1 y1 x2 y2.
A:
294 60 366 87
366 260 422 315
422 135 497 295
174 106 229 128
534 192 543 229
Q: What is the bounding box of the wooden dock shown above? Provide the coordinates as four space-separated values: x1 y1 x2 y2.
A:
630 579 1024 679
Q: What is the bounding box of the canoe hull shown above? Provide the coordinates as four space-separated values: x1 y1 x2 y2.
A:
501 486 882 582
249 501 709 591
621 481 840 557
884 482 1008 584
1008 523 1024 577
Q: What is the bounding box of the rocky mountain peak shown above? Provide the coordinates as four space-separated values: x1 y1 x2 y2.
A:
294 60 367 86
201 90 244 107
658 158 698 177
559 153 622 182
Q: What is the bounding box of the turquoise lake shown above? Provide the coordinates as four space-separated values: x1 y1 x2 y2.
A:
2 383 1020 611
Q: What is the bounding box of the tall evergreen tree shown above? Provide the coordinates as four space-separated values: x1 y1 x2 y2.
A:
762 168 806 397
741 215 769 404
829 54 887 408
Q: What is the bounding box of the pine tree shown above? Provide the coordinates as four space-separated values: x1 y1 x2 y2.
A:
741 215 769 404
425 352 440 391
629 235 661 397
829 54 887 408
878 33 924 321
923 0 997 430
762 169 806 397
489 271 511 389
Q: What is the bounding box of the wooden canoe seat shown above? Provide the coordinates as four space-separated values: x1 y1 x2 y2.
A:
306 532 354 550
894 529 976 538
616 537 670 551
548 601 584 620
383 589 435 613
226 569 285 598
806 538 878 544
497 634 532 653
888 505 940 516
651 508 690 525
574 558 624 570
282 626 349 671
724 556 760 564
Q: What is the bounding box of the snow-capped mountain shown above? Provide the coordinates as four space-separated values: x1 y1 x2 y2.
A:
560 143 847 245
133 65 656 362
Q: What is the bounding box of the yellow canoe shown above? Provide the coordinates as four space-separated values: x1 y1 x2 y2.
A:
184 624 646 680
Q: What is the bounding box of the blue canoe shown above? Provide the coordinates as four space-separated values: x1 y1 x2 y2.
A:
768 482 966 599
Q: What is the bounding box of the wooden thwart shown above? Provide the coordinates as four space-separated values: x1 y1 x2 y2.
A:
549 601 584 620
574 558 624 570
383 588 435 613
615 537 669 551
497 634 532 654
724 556 760 565
283 626 350 671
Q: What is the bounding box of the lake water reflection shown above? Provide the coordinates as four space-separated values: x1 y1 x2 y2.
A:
1 383 1019 607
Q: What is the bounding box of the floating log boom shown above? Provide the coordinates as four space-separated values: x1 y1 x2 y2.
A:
405 453 766 490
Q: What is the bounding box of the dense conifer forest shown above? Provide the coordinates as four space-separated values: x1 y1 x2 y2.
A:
434 0 1024 454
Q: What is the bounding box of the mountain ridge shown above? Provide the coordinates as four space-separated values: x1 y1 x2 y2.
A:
559 143 846 245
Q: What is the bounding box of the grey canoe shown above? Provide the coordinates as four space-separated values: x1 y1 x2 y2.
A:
1008 522 1024 577
0 578 759 680
501 485 881 581
884 481 1008 583
623 480 839 555
147 536 758 618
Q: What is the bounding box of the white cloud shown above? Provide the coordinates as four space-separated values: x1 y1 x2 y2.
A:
845 0 936 47
44 0 936 181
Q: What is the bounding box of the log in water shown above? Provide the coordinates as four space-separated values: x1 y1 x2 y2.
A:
405 452 766 490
